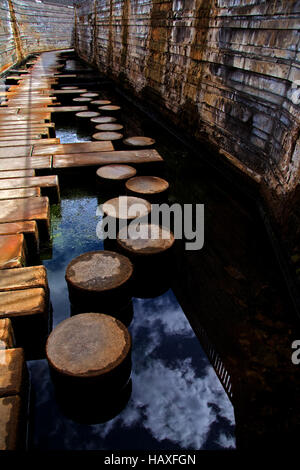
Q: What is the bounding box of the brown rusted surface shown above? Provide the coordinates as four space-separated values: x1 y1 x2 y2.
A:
125 176 169 195
91 116 117 124
53 149 163 168
93 131 123 141
0 234 25 270
95 124 123 132
76 111 100 119
0 156 51 171
0 319 14 350
32 140 114 156
102 196 151 220
0 348 25 397
118 224 175 255
96 164 136 181
98 105 120 112
66 251 133 293
0 287 46 319
0 266 47 293
0 396 21 450
0 187 41 200
0 170 35 179
123 136 156 148
46 313 131 378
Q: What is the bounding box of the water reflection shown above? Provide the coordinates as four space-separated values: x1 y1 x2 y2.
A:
28 290 235 450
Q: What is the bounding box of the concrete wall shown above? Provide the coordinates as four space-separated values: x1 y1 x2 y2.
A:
74 0 300 209
0 0 74 72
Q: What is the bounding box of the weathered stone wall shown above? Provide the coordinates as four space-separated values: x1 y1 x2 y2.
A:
74 0 300 205
0 0 74 72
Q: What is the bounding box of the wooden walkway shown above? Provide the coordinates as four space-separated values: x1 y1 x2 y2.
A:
0 49 164 449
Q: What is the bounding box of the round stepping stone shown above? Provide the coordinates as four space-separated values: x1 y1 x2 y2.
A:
95 123 123 132
46 313 131 378
102 196 151 221
91 100 111 106
91 116 117 124
76 111 100 119
118 223 174 255
97 164 136 182
98 105 121 113
80 93 99 98
73 97 92 103
123 136 155 148
92 131 123 141
126 176 169 198
61 86 79 90
65 251 133 313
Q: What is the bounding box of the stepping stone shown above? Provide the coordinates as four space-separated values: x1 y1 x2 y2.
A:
0 288 49 358
46 313 131 391
0 175 60 203
92 131 123 141
90 100 111 106
95 123 123 131
102 196 151 221
96 164 136 182
75 111 100 120
117 224 175 255
0 187 41 200
0 170 35 179
0 319 14 350
0 348 26 398
80 93 99 98
98 105 120 113
0 396 22 450
0 266 48 293
0 221 39 255
0 197 50 239
51 89 87 95
125 175 169 200
61 86 79 90
65 251 133 314
72 97 92 103
91 116 116 124
0 234 26 269
123 136 155 148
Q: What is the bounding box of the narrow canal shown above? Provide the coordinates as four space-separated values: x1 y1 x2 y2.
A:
25 57 299 450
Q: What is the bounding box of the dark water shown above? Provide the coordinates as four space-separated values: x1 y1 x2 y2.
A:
26 59 236 450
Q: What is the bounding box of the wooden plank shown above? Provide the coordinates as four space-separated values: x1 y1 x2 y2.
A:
39 106 88 113
0 266 47 293
0 318 14 349
0 113 51 122
0 348 25 396
53 149 164 168
0 124 54 131
0 146 31 159
0 197 50 238
0 221 39 255
0 396 22 450
0 134 44 141
0 138 59 148
0 156 51 171
0 288 47 319
0 234 26 269
33 141 114 156
0 170 35 179
0 130 48 138
0 188 41 200
0 175 59 203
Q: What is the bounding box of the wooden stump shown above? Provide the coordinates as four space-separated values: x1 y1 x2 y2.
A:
92 131 123 142
61 86 79 90
125 175 169 202
46 312 132 423
91 116 117 124
80 93 99 99
102 195 151 223
65 250 133 316
123 136 156 148
72 97 92 103
96 164 137 195
90 100 111 111
98 105 121 115
95 123 124 132
117 223 175 298
76 111 100 130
